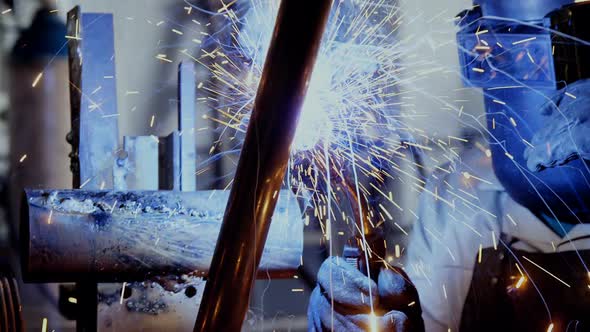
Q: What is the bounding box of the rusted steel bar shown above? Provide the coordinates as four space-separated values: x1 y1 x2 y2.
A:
193 0 332 330
21 189 303 282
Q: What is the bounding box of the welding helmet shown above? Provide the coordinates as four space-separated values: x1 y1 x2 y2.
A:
456 0 590 230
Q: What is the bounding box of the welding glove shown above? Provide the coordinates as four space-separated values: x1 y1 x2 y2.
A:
524 78 590 171
308 257 424 332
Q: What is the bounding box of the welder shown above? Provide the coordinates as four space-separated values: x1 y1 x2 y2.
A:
308 1 590 331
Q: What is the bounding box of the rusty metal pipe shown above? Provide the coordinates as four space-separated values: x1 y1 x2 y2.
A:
21 189 303 282
193 0 332 330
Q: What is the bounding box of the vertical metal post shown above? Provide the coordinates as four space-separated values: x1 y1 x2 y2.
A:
158 132 181 190
119 136 159 190
158 61 196 191
67 7 119 331
178 61 197 191
193 0 332 330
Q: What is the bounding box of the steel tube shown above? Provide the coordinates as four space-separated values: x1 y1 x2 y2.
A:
193 0 332 330
21 189 303 282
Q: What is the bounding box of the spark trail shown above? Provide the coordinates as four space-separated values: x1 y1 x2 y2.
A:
13 0 590 330
185 1 432 325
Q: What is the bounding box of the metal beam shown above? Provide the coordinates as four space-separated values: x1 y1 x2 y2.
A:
158 132 181 190
178 62 197 191
118 136 159 191
67 7 119 191
66 7 119 331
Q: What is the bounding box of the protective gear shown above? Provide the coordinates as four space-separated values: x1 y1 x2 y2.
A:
405 146 590 332
473 0 571 21
456 0 590 227
401 2 590 331
524 79 590 172
461 238 590 331
308 257 424 332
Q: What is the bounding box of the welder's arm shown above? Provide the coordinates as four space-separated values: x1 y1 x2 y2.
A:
524 78 590 172
307 257 424 332
402 157 501 332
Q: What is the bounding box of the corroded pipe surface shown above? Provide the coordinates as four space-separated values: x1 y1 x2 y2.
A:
22 189 303 282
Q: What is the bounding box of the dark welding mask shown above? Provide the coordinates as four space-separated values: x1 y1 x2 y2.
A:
455 0 590 232
457 1 590 89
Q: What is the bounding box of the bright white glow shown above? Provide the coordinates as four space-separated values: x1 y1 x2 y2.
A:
238 1 394 153
369 310 379 332
293 59 334 151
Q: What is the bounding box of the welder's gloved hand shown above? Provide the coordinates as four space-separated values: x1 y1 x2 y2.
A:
524 78 590 171
308 257 424 332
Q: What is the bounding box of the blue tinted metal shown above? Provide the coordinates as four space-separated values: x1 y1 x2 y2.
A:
474 0 573 22
457 19 556 88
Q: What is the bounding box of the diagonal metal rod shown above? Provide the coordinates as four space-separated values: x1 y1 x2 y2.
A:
193 0 332 330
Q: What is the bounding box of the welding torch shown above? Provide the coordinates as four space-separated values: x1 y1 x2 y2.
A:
292 150 387 283
342 178 387 282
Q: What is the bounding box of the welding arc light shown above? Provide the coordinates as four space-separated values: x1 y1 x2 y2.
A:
293 60 334 151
